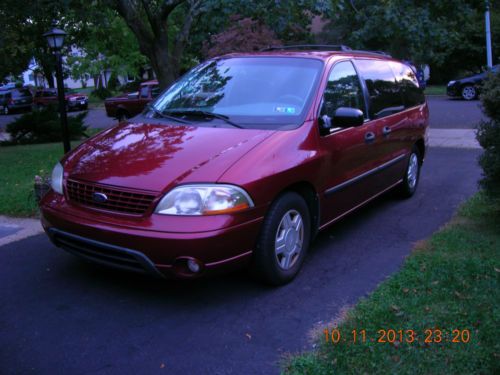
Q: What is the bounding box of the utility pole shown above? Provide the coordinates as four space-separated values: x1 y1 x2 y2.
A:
485 0 493 68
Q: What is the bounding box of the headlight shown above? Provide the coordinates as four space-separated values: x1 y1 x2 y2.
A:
155 184 254 215
51 162 64 194
447 80 456 86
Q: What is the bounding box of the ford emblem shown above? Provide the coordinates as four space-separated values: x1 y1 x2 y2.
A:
92 192 108 203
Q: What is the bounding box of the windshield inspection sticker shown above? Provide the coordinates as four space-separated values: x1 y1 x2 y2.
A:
275 106 296 114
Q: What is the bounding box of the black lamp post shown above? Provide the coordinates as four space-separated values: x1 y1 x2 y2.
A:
43 24 70 153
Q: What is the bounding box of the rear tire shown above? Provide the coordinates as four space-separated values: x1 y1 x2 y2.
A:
251 192 311 286
397 146 421 198
461 85 477 100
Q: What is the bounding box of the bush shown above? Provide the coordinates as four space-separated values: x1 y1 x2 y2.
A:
476 71 500 205
91 86 113 100
118 80 141 93
4 106 87 145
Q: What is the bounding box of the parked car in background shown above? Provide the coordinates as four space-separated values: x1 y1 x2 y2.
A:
33 88 88 111
0 87 33 115
40 46 428 285
447 65 499 100
104 80 160 121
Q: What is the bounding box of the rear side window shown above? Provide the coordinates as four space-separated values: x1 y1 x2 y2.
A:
390 62 425 108
355 59 404 119
140 86 149 98
321 60 366 117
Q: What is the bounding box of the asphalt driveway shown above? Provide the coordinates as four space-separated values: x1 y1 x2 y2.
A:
0 148 481 375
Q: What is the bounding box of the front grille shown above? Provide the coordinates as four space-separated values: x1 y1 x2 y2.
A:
49 229 164 278
74 96 86 101
66 179 156 215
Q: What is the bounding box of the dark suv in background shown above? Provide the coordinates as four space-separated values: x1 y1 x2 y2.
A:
0 88 33 114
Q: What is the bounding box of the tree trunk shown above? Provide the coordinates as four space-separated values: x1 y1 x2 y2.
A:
149 39 180 89
42 63 55 88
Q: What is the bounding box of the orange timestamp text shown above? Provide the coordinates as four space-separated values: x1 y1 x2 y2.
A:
324 328 471 344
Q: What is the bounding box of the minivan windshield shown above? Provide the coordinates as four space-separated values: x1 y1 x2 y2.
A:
149 57 323 129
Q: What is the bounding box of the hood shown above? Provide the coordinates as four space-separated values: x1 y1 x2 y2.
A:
63 119 275 192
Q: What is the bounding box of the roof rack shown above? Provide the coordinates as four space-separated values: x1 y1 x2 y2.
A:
261 44 353 52
351 50 392 58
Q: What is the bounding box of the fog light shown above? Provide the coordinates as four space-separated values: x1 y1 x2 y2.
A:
187 259 201 273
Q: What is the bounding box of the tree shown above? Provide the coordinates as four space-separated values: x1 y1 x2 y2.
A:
100 0 204 89
321 0 500 83
67 9 148 88
102 0 329 88
202 16 282 58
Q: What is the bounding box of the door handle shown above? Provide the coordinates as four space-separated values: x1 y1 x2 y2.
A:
382 126 391 136
364 131 375 144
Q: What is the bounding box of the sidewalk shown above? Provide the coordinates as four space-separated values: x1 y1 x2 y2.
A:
428 128 480 149
0 216 43 247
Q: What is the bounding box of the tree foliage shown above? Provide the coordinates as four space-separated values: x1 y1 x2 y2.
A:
322 0 500 82
202 16 281 58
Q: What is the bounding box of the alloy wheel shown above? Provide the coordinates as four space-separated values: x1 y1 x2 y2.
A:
275 209 304 270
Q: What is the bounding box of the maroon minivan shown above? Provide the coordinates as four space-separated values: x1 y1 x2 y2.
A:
40 46 429 285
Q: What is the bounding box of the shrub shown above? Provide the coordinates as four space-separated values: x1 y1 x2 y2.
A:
118 80 141 93
91 86 113 100
476 70 500 205
4 106 87 145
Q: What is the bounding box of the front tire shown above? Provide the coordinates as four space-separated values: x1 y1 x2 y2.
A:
461 85 477 100
252 192 311 285
398 147 421 198
116 110 130 122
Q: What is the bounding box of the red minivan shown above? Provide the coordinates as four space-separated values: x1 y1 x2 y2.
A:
40 46 429 285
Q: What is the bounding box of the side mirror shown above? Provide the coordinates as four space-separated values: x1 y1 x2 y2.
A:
333 107 364 127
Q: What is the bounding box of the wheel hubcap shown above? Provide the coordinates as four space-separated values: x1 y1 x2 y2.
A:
275 209 304 270
462 86 475 100
407 153 419 189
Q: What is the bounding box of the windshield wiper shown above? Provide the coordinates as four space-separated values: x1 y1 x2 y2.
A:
164 109 244 129
146 104 191 124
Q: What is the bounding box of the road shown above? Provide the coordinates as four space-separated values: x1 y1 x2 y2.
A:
0 96 486 133
0 147 481 375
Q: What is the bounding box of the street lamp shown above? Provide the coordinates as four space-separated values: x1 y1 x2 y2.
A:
43 23 70 153
485 0 493 68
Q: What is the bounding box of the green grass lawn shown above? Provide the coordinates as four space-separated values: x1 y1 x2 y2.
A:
0 133 103 217
0 143 66 217
284 193 499 374
425 85 447 95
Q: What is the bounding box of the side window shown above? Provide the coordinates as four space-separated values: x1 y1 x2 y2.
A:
355 59 404 119
321 61 365 118
390 62 425 108
140 86 149 98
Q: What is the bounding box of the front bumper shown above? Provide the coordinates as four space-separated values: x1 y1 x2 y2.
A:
446 84 460 97
40 193 264 279
67 100 88 109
